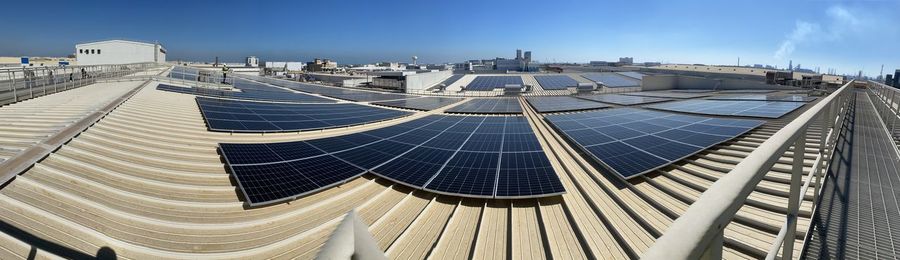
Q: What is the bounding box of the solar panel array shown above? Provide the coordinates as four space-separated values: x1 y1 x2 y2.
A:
623 92 711 99
172 68 420 102
717 89 778 94
241 76 417 102
580 73 640 88
708 94 817 102
546 108 764 179
220 115 565 206
577 94 673 106
439 74 464 87
196 97 411 132
534 75 579 90
466 76 524 91
371 96 464 111
671 89 718 93
156 83 334 103
616 71 646 80
526 96 611 113
446 98 522 114
646 100 806 118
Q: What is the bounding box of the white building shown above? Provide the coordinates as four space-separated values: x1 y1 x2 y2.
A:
264 62 304 71
246 56 259 67
75 40 166 65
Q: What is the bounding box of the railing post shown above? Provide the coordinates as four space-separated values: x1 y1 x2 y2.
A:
7 71 15 103
815 106 828 203
783 130 806 260
888 91 896 112
700 230 724 260
27 69 34 99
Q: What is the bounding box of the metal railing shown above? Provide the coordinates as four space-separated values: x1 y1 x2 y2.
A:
0 62 163 107
167 65 236 88
643 80 854 260
866 81 900 147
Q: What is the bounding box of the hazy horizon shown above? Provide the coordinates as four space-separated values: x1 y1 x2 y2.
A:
1 0 898 76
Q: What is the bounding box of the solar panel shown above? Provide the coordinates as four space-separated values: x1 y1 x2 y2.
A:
708 94 817 102
226 74 418 102
196 97 412 133
580 73 640 88
577 94 673 106
156 83 335 103
228 155 364 206
372 96 464 111
616 72 646 80
446 98 522 114
646 100 805 118
545 108 763 179
526 96 611 113
623 92 710 99
717 89 778 94
439 74 464 87
220 114 564 206
670 89 717 93
466 76 524 91
534 75 579 90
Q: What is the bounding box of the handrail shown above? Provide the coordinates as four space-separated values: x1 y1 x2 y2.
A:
1 62 165 107
643 80 854 259
865 80 900 150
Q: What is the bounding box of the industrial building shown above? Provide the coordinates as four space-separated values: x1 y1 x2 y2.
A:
0 48 896 260
75 39 166 65
306 58 338 72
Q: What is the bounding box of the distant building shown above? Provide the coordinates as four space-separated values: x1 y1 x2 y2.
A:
370 70 453 93
494 58 523 71
895 69 900 87
589 61 609 66
306 58 337 72
245 56 259 67
376 62 402 70
265 62 304 71
618 57 633 65
886 74 893 86
75 39 165 65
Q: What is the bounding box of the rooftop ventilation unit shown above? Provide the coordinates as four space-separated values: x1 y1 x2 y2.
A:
576 82 595 93
503 84 524 95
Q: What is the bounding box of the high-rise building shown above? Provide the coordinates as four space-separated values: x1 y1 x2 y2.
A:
524 51 532 62
894 69 900 86
516 49 523 60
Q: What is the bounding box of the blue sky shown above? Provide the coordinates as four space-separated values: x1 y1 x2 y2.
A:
1 0 897 76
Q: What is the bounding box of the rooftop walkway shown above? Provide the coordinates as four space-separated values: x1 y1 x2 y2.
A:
803 90 900 259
